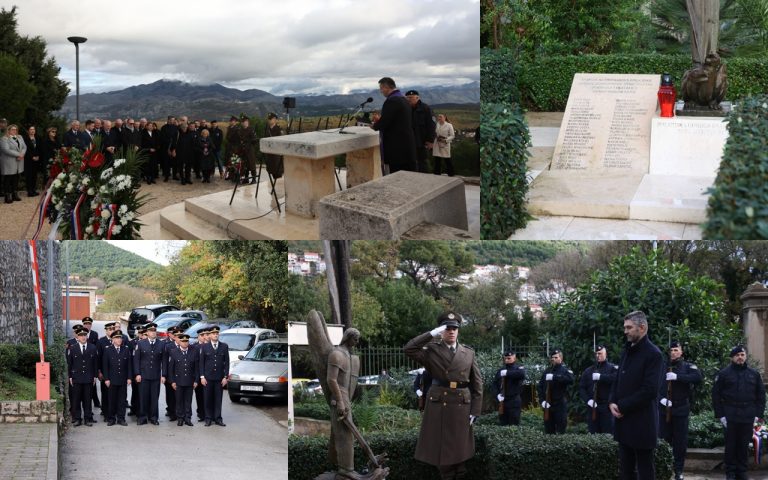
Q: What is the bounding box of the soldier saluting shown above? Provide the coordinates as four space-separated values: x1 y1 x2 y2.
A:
102 330 132 426
404 312 482 480
578 345 618 434
712 345 766 480
537 349 574 434
658 341 702 480
492 351 526 426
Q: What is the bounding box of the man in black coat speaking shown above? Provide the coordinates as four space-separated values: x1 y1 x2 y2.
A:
371 77 417 173
609 310 664 480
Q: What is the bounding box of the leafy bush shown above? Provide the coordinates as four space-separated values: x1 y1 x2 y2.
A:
294 400 422 434
481 102 531 239
688 411 725 448
288 425 673 480
481 48 520 104
506 53 768 111
703 95 768 239
0 344 19 379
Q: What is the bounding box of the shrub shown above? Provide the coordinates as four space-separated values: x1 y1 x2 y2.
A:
481 48 520 104
288 425 673 480
481 102 531 239
294 400 422 433
688 411 725 448
0 344 19 379
508 53 768 111
703 95 768 239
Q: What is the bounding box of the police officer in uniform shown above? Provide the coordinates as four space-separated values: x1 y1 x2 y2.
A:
404 312 482 480
126 326 145 417
66 325 86 421
193 326 209 421
537 349 574 434
133 323 164 425
579 345 618 434
69 327 98 427
200 325 229 426
162 326 181 421
96 322 116 420
81 317 101 411
102 330 132 426
168 333 199 426
657 341 702 480
492 351 526 426
713 345 767 480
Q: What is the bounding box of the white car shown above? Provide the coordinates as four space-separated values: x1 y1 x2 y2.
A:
218 328 279 368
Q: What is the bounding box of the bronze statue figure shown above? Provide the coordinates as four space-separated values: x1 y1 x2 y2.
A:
680 0 728 112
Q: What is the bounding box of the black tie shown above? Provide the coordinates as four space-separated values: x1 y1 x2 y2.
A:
117 347 120 355
14 137 20 149
450 345 455 354
81 344 85 354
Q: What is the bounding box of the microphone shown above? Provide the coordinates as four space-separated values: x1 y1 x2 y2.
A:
359 97 374 107
339 98 374 134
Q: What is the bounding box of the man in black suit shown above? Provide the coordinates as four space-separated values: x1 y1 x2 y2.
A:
103 330 133 426
63 120 90 151
80 317 101 415
209 120 224 177
609 311 664 480
133 323 164 425
405 90 436 173
161 326 181 421
69 328 98 427
169 333 199 426
199 325 229 426
96 322 116 420
371 77 417 173
126 325 145 417
192 326 209 421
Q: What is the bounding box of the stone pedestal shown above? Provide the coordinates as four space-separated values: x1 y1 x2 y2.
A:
741 283 768 382
649 116 728 177
260 126 380 218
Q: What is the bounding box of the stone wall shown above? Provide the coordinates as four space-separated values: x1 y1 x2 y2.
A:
0 400 58 423
0 241 62 345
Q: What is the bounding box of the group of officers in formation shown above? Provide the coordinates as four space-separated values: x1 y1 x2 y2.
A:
407 310 765 480
65 317 231 429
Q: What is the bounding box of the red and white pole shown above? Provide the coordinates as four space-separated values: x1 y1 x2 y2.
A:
28 241 50 400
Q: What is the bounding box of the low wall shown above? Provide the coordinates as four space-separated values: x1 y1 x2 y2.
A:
0 400 58 423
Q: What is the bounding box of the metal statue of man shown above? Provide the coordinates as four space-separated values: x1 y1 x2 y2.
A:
680 0 728 111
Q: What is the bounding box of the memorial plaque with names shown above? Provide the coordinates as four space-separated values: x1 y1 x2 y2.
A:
551 74 660 172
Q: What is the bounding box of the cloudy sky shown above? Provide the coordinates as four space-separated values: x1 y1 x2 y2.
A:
106 240 187 266
11 0 479 95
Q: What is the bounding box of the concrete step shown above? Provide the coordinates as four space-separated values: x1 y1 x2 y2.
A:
159 202 231 239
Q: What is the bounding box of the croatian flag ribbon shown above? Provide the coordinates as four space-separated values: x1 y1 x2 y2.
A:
106 203 119 239
70 191 87 239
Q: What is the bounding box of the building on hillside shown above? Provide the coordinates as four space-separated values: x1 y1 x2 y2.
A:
61 286 99 320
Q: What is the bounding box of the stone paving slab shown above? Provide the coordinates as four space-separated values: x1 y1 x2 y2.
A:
0 423 58 480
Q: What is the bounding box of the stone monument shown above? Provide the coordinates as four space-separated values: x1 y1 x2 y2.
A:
306 310 389 480
741 283 768 382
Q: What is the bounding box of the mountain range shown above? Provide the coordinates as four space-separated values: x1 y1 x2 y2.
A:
59 79 480 120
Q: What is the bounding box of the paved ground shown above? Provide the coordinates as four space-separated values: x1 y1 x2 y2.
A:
0 423 58 480
60 382 287 479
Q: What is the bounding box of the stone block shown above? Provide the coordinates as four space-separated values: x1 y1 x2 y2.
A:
318 171 468 239
284 155 336 218
41 401 56 415
629 174 714 224
29 401 42 416
345 146 381 188
24 416 38 423
2 401 19 415
5 415 20 423
649 116 728 177
18 401 31 415
260 126 379 159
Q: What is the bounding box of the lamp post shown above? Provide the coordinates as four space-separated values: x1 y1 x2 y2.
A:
67 36 87 121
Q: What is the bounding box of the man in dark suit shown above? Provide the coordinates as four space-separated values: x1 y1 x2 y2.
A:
133 323 164 425
103 330 133 426
609 311 664 480
161 326 181 421
101 119 119 163
66 325 86 422
96 322 116 420
209 120 224 177
405 90 436 173
126 325 144 417
199 325 229 426
169 333 199 426
371 77 417 173
81 317 101 415
63 120 90 151
69 328 98 427
192 326 209 421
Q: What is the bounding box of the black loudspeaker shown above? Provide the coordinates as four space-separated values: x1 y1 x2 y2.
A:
283 97 296 109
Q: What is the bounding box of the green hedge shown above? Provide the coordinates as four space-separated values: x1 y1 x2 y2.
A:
288 426 673 480
511 53 768 111
481 48 520 104
703 95 768 239
481 102 531 239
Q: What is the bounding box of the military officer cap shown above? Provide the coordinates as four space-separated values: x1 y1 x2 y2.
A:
197 326 209 334
110 330 123 339
731 345 746 356
209 325 221 333
137 325 147 334
669 340 682 349
104 322 115 329
75 328 87 337
267 112 278 119
405 90 419 96
81 316 93 324
229 115 238 122
551 349 562 356
503 351 516 356
145 323 158 331
73 325 86 334
167 326 179 334
177 333 190 342
595 345 606 352
437 311 460 328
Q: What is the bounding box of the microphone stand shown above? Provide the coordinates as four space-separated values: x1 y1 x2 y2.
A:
338 102 370 134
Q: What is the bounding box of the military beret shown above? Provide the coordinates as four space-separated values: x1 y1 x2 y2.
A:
503 351 516 357
177 333 190 341
595 345 606 352
731 345 746 356
110 330 123 339
669 340 682 349
437 312 460 328
405 90 419 96
81 317 93 324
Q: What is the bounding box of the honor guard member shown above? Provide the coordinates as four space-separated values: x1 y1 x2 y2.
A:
127 325 145 418
579 345 618 434
658 341 703 480
69 327 98 427
712 345 766 480
199 325 229 426
81 317 101 411
103 330 133 426
162 326 181 421
537 349 574 434
413 367 433 412
404 312 482 480
492 351 526 426
66 325 86 421
193 326 209 421
96 322 117 420
168 333 199 426
133 322 164 425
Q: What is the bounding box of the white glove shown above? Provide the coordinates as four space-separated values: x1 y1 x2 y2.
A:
541 401 551 409
660 398 671 407
430 325 447 337
587 399 596 408
469 415 477 425
416 389 423 397
592 373 600 381
756 417 760 424
545 373 553 381
418 367 425 374
666 372 677 381
497 394 504 402
500 369 508 377
720 417 727 427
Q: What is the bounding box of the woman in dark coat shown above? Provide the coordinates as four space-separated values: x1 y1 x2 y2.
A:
195 129 216 183
23 125 42 196
140 122 160 184
39 126 61 184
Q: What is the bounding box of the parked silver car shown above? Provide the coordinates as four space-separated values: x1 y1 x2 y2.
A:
228 338 288 402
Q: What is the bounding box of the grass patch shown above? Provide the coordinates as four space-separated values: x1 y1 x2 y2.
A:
0 371 64 412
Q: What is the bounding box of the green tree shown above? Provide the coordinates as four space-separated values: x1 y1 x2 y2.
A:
350 240 400 282
287 274 330 324
451 271 519 348
98 284 154 312
397 241 475 298
350 287 385 346
0 54 35 122
0 7 69 127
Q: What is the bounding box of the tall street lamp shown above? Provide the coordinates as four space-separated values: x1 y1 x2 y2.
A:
67 36 87 121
